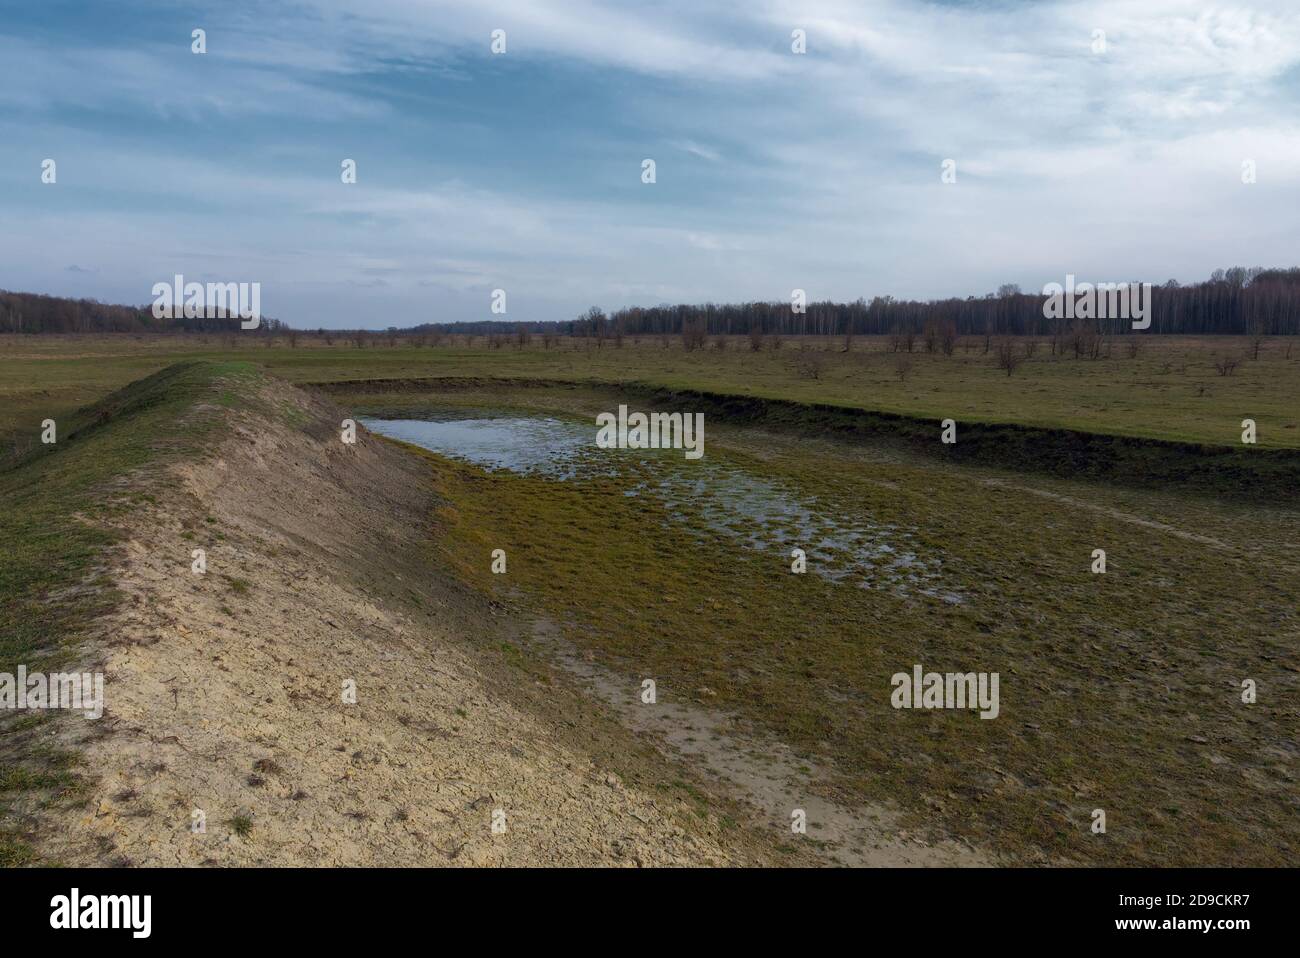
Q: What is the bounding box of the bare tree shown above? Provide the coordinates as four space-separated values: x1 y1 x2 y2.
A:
1213 355 1240 376
680 318 707 351
996 338 1023 376
940 321 957 356
794 351 825 380
922 319 939 353
1248 316 1267 360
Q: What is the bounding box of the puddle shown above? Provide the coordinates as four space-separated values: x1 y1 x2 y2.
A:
629 467 960 603
362 412 961 602
358 415 596 479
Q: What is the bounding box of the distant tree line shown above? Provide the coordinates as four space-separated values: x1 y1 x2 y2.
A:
413 268 1300 340
0 290 286 334
7 267 1300 337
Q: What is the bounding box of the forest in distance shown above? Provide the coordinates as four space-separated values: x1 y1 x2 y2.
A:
6 265 1300 339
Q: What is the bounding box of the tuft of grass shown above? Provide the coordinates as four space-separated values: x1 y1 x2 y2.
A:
228 814 254 838
0 831 37 867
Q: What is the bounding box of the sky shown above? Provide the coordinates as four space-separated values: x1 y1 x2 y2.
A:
2 0 1299 328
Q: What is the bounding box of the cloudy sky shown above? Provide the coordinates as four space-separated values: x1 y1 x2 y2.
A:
3 0 1299 327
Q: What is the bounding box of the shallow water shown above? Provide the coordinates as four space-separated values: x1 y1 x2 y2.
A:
359 415 598 479
362 413 961 602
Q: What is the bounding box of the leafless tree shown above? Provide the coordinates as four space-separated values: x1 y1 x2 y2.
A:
795 351 825 380
1213 355 1240 376
1248 316 1267 359
997 338 1023 376
923 319 939 354
940 321 957 356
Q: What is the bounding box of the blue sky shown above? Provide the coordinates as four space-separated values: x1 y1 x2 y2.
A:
3 0 1299 327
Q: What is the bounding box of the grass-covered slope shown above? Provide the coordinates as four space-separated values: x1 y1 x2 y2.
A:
0 361 262 863
3 362 790 868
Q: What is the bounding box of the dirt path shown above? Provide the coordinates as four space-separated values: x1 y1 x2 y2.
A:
527 618 989 866
980 477 1232 549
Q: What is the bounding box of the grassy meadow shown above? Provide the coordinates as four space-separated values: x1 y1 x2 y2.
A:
1 333 1297 866
3 332 1299 452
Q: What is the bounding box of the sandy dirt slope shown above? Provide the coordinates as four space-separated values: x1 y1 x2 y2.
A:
34 380 783 866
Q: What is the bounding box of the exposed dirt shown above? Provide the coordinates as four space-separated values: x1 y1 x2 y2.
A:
527 619 990 866
25 379 809 866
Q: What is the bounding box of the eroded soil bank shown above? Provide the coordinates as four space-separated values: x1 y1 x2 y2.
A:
6 369 812 866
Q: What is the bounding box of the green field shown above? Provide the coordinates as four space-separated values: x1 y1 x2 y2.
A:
2 335 1298 866
3 333 1299 452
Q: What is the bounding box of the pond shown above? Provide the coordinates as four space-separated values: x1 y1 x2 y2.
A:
361 412 961 603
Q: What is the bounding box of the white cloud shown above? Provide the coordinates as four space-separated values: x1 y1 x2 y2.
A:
4 0 1300 324
673 140 722 162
